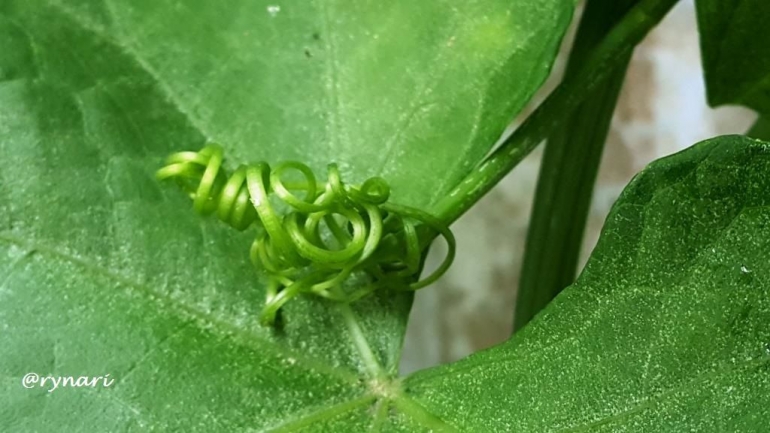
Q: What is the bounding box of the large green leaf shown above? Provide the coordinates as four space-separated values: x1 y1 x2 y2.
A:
695 0 770 113
406 135 770 431
0 0 572 431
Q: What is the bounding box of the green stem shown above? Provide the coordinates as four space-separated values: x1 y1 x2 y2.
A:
514 0 640 332
433 0 680 225
747 116 770 141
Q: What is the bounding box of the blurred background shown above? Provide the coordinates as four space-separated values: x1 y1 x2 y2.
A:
400 0 757 374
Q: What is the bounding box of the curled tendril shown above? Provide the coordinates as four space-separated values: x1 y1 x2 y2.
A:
156 144 456 326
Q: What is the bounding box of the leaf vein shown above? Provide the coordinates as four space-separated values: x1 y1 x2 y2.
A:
0 233 360 384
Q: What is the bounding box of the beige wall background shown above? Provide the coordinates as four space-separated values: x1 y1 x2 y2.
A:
400 0 757 374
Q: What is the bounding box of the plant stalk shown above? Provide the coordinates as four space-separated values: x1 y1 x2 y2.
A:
433 0 680 225
513 0 640 332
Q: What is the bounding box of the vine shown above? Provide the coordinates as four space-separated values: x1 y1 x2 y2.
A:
157 144 455 325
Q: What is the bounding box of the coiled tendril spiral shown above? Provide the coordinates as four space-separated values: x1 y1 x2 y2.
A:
156 144 455 326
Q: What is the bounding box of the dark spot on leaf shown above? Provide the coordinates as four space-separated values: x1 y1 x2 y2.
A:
312 32 320 41
304 48 312 58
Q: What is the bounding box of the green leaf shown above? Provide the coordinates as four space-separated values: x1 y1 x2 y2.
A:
0 0 572 431
695 0 770 113
406 135 770 431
